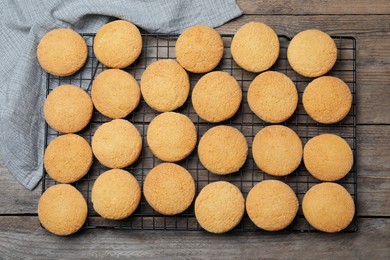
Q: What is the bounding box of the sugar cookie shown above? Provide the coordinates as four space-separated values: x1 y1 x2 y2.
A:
44 134 92 183
38 184 87 235
91 69 140 118
141 59 189 112
248 71 298 123
252 125 302 176
287 29 337 77
94 20 142 68
231 22 279 73
303 182 355 233
195 181 244 233
198 126 247 175
44 85 93 133
147 112 196 162
37 28 87 76
92 119 142 168
92 169 141 220
192 71 242 122
176 25 223 73
143 163 195 215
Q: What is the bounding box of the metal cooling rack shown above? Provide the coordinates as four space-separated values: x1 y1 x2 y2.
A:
42 33 357 233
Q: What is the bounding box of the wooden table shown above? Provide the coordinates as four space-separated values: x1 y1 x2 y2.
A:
1 1 389 258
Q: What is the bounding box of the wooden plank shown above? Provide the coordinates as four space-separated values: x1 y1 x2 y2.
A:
0 125 389 216
0 160 41 214
0 216 388 259
217 15 390 124
357 125 390 216
236 0 390 15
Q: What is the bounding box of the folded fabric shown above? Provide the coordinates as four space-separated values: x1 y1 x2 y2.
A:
0 0 242 190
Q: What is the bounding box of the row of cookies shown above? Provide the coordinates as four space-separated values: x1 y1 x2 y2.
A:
37 20 340 79
176 21 341 78
43 108 353 183
43 67 352 137
37 20 142 76
249 72 352 124
196 180 355 234
144 64 353 125
38 173 355 235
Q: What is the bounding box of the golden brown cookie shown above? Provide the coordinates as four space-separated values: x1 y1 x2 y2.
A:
147 112 196 162
44 85 93 133
195 181 245 233
92 119 142 168
303 182 355 233
304 134 353 181
37 28 88 76
91 169 141 220
143 163 195 215
198 126 247 175
252 125 302 176
192 71 242 122
91 69 140 118
94 20 142 68
44 134 92 183
246 180 298 231
38 184 87 235
140 59 190 112
231 22 279 73
287 29 337 77
176 25 224 73
247 71 298 123
303 76 352 124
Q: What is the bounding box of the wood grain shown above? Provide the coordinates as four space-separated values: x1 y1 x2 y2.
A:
236 0 390 15
1 1 390 255
0 217 388 259
0 160 41 214
1 125 389 216
216 15 390 124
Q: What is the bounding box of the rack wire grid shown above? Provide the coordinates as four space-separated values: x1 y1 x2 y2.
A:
42 33 357 233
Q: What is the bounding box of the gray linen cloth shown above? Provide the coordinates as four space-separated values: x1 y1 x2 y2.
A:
0 0 242 190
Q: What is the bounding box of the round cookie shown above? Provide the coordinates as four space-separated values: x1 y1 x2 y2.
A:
303 76 352 124
287 29 337 77
252 125 302 176
94 20 142 68
141 59 190 112
44 134 92 183
246 180 298 231
192 71 242 122
304 134 353 181
44 85 93 133
176 25 224 73
195 181 245 233
198 126 248 175
38 184 87 235
147 112 196 162
91 69 140 118
303 182 355 233
231 22 279 73
92 119 142 168
247 71 298 123
143 163 195 215
37 28 87 76
91 169 141 220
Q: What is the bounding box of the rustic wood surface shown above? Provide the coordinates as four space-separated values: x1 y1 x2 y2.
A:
1 0 389 258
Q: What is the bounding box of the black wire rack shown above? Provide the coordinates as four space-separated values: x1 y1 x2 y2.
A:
42 33 357 232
